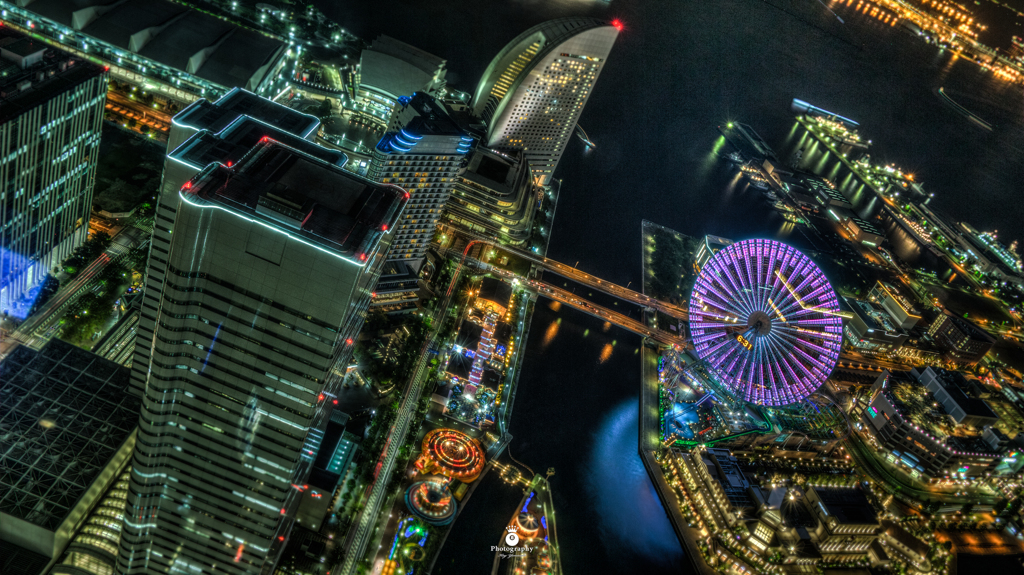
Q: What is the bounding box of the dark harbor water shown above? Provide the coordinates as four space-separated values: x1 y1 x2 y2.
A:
434 303 684 574
314 0 1024 572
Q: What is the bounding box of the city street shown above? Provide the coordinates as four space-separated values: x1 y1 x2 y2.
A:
105 91 172 141
336 247 469 575
0 218 150 359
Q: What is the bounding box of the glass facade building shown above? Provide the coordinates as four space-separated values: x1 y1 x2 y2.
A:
0 339 139 570
0 28 107 317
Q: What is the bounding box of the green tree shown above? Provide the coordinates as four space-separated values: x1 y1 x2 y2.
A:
317 97 332 117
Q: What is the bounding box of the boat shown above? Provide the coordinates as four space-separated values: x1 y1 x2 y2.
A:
764 191 779 202
750 178 770 190
723 150 744 163
937 87 993 131
575 124 595 148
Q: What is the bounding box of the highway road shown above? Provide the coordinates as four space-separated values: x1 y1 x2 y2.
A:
536 256 689 319
440 236 690 320
335 246 469 575
459 254 688 347
524 276 687 347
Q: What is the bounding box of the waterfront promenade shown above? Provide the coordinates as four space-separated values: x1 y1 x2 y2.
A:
638 344 716 575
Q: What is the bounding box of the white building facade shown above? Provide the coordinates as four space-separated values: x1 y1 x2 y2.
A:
119 141 406 574
472 18 619 185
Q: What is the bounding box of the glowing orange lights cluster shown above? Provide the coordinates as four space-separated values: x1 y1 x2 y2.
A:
405 479 457 524
417 428 485 482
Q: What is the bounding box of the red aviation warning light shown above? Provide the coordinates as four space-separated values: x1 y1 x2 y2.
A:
611 19 624 31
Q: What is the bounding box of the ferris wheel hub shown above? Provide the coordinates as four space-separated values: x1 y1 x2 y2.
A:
746 310 772 337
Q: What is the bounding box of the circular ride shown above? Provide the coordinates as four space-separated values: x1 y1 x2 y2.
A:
417 428 485 482
514 512 541 538
405 479 457 525
688 239 842 407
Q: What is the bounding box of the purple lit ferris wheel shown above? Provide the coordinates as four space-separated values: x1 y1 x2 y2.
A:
688 239 843 407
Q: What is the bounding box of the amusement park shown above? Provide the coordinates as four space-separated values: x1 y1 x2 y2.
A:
657 238 854 452
640 226 967 575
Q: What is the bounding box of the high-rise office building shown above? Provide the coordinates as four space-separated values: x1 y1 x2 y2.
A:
118 140 407 574
471 18 619 185
131 88 332 394
0 29 107 317
368 93 471 311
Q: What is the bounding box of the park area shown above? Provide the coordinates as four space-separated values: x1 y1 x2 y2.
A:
642 219 700 306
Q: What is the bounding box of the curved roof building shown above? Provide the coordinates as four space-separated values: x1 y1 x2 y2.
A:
472 18 619 185
5 0 289 99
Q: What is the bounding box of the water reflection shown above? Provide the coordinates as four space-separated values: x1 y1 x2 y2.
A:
585 399 686 567
542 318 561 346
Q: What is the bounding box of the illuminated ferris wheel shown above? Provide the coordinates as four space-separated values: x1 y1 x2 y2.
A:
688 239 843 407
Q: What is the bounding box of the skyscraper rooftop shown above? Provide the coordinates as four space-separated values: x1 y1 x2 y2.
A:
0 340 139 558
170 115 348 171
183 140 407 262
0 31 106 122
173 87 321 142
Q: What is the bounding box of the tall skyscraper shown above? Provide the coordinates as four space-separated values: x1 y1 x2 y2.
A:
131 88 334 395
471 18 619 185
0 29 108 317
118 140 407 574
368 93 471 311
